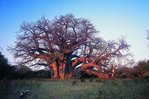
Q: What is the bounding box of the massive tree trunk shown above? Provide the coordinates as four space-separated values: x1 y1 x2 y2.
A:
50 61 58 79
58 61 65 79
49 53 74 79
64 53 73 79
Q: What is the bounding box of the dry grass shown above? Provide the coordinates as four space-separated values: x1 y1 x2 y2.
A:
1 78 149 99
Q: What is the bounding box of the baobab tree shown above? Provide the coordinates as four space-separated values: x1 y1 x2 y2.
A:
10 14 129 79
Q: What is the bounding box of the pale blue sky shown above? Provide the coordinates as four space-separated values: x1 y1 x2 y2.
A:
0 0 149 64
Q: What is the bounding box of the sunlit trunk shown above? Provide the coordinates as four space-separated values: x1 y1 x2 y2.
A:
86 69 109 79
58 61 65 79
81 62 108 79
50 61 58 79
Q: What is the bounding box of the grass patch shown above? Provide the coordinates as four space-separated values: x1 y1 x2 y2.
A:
0 78 149 99
0 77 10 99
96 79 149 99
0 79 101 99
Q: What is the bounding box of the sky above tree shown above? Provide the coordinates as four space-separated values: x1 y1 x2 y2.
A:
0 0 149 64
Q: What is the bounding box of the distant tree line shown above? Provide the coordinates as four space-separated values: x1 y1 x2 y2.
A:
11 65 51 79
0 51 50 79
115 60 149 79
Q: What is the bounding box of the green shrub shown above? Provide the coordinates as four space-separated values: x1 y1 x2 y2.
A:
89 78 93 82
95 78 103 82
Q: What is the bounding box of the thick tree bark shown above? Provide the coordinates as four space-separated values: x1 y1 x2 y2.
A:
50 61 58 79
86 69 108 79
50 53 73 79
71 57 109 79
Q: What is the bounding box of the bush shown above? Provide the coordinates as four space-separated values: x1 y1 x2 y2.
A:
72 80 77 86
134 60 149 78
95 78 103 82
115 67 136 79
89 78 93 82
0 52 12 79
80 78 85 82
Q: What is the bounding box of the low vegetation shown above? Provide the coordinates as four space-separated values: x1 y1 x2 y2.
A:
96 78 149 99
0 78 149 99
0 79 100 99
